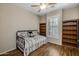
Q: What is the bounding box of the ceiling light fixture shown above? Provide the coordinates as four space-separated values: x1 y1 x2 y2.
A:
31 3 56 12
40 3 47 10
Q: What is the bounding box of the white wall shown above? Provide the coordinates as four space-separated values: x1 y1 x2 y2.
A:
0 4 39 54
63 6 79 20
39 16 46 23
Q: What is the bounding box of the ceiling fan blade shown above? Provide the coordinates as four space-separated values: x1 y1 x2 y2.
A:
48 3 56 5
51 6 55 7
40 3 42 5
31 5 39 7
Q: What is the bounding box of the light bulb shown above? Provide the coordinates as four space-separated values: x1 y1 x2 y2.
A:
40 4 46 10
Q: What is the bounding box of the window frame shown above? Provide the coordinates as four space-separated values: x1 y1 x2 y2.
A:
47 16 60 39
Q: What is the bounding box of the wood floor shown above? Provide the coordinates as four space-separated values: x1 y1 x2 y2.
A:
0 43 79 56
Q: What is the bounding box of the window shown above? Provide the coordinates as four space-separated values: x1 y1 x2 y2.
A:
47 16 59 39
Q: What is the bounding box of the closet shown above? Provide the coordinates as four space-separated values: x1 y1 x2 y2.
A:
62 19 79 48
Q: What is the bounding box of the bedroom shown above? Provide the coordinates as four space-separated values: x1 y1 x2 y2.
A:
0 3 79 56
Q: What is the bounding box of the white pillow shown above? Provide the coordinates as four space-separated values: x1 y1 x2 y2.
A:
17 32 27 37
32 31 38 36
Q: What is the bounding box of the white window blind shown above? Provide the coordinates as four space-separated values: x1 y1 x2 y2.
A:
48 16 59 39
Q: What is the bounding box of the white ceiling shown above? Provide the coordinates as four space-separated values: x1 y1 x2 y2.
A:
15 3 79 16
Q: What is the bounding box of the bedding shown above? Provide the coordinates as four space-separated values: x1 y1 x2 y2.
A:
16 30 48 56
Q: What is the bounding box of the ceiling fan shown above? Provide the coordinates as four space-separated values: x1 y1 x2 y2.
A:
31 3 56 12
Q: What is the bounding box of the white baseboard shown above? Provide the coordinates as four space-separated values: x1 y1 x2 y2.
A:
49 40 62 45
0 48 16 55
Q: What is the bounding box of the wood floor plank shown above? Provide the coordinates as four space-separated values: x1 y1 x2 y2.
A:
0 43 79 56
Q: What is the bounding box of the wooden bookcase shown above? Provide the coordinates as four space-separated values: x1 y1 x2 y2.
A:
62 19 79 48
39 23 46 36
